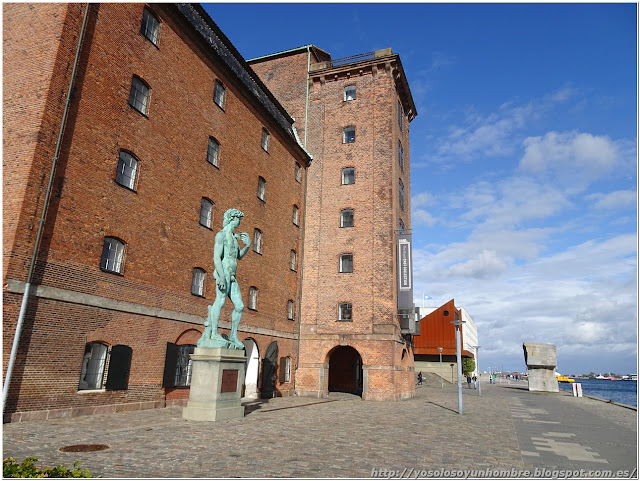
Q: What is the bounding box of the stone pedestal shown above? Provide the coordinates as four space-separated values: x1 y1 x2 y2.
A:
183 348 246 422
523 343 559 392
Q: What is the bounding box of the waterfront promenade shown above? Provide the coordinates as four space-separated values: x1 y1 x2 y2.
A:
3 379 637 478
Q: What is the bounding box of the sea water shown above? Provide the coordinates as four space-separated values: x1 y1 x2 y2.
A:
559 378 637 407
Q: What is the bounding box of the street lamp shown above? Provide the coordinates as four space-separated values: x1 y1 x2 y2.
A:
437 347 443 389
451 318 466 415
473 345 481 396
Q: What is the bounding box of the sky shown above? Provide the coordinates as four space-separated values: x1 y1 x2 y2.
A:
203 3 638 376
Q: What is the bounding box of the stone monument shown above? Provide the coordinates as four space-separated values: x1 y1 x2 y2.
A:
522 342 559 392
183 208 250 422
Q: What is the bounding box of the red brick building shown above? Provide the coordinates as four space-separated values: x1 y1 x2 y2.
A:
249 46 418 400
3 3 311 422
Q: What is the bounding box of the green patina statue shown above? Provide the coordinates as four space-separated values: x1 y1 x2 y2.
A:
198 208 251 350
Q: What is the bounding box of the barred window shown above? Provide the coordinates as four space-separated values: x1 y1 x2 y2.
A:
213 80 226 109
253 229 263 254
339 254 353 273
199 198 214 228
340 209 354 228
128 76 150 115
207 137 220 167
100 237 125 274
338 303 352 322
257 176 266 201
115 150 138 190
342 167 355 185
342 126 355 144
344 85 356 101
292 205 299 226
140 7 160 46
191 268 205 297
248 286 258 310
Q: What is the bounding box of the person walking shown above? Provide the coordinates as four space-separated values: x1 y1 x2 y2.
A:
473 375 477 389
466 374 472 388
417 371 423 385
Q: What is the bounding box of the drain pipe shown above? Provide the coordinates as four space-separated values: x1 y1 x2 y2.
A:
2 3 91 415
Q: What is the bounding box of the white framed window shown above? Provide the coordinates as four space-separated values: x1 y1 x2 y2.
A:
339 253 353 273
294 163 302 183
200 198 213 228
398 141 404 170
338 302 352 322
257 176 266 201
128 76 150 115
115 150 138 190
290 250 297 271
207 137 220 167
340 208 354 228
283 356 291 383
100 237 125 274
213 80 226 109
248 286 258 310
78 342 108 390
287 300 294 320
191 268 205 296
261 128 270 152
253 228 263 254
341 167 355 185
344 85 356 101
399 179 405 210
342 126 355 144
292 205 299 226
140 7 160 46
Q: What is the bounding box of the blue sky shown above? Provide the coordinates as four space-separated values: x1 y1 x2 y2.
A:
204 3 638 375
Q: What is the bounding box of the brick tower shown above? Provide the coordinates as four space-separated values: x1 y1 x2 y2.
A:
250 47 418 400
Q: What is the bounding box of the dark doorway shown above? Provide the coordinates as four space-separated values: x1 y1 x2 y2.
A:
328 346 363 396
261 341 278 398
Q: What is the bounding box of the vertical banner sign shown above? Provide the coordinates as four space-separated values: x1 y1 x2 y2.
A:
397 234 413 310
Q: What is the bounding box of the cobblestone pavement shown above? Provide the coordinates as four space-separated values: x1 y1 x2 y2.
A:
2 379 637 478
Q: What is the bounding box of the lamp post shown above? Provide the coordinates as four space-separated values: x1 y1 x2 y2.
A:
473 345 481 396
451 318 466 415
437 347 443 389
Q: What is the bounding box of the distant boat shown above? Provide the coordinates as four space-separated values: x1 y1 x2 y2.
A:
621 374 637 381
595 375 616 380
557 375 575 383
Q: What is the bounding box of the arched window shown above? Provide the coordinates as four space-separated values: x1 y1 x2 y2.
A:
140 7 160 46
339 253 353 273
115 150 138 190
292 205 299 226
340 208 354 228
207 137 220 167
100 237 125 274
253 228 263 254
248 286 258 310
79 342 108 390
191 268 205 297
257 176 266 201
128 76 150 115
213 80 226 109
200 198 214 228
290 250 297 271
287 300 295 320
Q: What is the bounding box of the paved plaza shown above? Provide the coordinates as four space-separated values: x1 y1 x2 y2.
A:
3 379 637 478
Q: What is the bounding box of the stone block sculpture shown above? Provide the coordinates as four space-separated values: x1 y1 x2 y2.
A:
522 342 559 392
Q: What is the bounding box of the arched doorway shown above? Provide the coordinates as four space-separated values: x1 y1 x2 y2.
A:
328 346 363 396
242 338 260 399
261 341 278 398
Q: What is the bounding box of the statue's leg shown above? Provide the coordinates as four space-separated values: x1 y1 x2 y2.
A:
228 281 245 349
208 286 227 340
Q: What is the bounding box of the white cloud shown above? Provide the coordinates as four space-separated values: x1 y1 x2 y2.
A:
411 191 437 208
448 250 509 279
587 190 637 210
412 209 436 227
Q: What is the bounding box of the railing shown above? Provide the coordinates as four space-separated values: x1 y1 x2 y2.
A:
330 51 375 67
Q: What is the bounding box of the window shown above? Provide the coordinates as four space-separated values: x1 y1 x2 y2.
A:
191 268 205 297
339 253 353 273
213 80 226 109
341 167 355 185
342 126 355 144
290 250 297 271
344 85 356 101
162 343 195 387
257 176 266 201
140 7 160 46
281 356 292 383
399 179 405 210
294 163 302 183
207 137 220 167
100 237 125 274
398 141 404 170
399 219 405 234
340 209 354 228
115 150 138 190
398 100 403 130
338 303 352 322
79 343 132 391
292 205 299 226
287 300 294 320
248 286 258 310
261 128 270 152
200 198 213 228
128 76 150 115
253 229 263 254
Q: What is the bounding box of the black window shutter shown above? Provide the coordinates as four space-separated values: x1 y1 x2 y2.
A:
278 356 287 384
105 345 133 390
162 342 179 387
